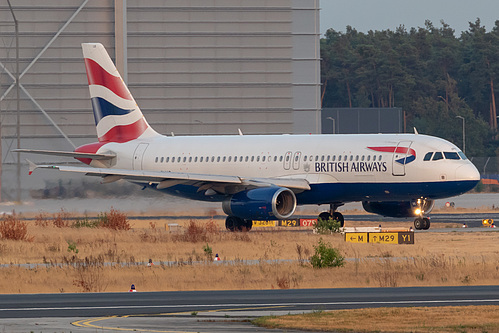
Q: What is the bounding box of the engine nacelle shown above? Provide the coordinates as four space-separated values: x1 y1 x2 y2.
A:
222 187 296 220
362 199 434 218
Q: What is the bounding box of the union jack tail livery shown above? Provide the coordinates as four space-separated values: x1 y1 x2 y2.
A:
82 43 159 143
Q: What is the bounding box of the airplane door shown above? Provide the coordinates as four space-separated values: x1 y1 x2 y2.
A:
133 143 149 170
392 141 413 176
283 151 292 170
292 151 302 170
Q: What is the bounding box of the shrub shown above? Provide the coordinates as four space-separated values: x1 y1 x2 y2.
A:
313 218 342 234
0 214 31 241
53 209 72 228
310 238 345 268
98 208 131 231
203 243 213 261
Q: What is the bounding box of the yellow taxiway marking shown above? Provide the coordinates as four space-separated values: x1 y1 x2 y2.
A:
72 305 290 332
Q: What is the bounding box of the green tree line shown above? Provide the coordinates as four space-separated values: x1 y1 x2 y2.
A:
321 19 499 156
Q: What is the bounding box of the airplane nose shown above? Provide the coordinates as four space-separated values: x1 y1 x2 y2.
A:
455 163 480 181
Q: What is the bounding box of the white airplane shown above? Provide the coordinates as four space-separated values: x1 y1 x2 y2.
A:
16 43 480 231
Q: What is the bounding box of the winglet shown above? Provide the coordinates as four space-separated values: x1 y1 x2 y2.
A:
26 159 38 175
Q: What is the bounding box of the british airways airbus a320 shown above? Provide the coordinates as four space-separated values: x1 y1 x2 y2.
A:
16 43 480 231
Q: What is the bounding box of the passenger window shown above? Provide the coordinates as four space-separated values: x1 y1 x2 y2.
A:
257 156 260 162
355 155 359 161
321 155 325 161
315 156 319 161
228 156 231 162
177 157 181 163
304 156 307 162
262 156 266 162
373 155 376 161
183 157 186 163
361 155 365 161
200 156 203 162
338 155 342 161
217 156 220 162
279 156 283 162
379 155 382 160
444 152 460 160
423 152 433 161
159 157 163 163
332 155 336 161
432 152 444 160
367 155 370 161
240 156 244 162
245 156 249 162
274 156 278 162
223 156 226 162
251 156 255 162
211 156 215 162
327 155 330 161
194 157 197 162
349 155 353 161
344 155 347 161
189 157 192 162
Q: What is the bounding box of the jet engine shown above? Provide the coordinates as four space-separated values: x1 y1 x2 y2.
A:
222 187 296 220
362 199 434 218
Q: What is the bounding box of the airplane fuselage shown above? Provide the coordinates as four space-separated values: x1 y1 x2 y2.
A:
93 132 479 205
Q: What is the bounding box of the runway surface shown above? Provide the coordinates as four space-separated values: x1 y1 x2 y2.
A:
1 286 499 332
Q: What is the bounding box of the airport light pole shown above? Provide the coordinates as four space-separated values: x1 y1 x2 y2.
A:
7 0 20 202
326 117 336 134
456 116 465 154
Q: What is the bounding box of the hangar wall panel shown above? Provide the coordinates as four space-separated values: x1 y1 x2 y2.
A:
0 0 320 198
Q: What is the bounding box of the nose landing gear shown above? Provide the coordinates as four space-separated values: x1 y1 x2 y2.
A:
413 199 431 230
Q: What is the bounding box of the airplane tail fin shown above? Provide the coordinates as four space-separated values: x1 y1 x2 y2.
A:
82 43 159 143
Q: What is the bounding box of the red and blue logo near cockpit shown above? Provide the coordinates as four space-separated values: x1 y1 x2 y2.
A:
368 146 416 165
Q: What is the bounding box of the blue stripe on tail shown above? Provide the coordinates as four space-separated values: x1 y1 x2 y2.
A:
91 97 133 124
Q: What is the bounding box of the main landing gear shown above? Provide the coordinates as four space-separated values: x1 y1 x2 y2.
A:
225 216 252 232
318 203 345 227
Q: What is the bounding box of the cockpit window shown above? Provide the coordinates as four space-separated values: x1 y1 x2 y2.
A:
432 152 444 161
444 152 460 160
423 152 433 161
458 151 468 160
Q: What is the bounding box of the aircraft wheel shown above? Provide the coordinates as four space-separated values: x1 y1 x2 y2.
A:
318 212 332 221
225 216 238 232
414 218 423 230
244 219 253 231
333 212 345 227
422 217 430 230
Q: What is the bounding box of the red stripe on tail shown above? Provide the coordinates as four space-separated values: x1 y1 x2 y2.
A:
84 58 131 101
98 118 148 143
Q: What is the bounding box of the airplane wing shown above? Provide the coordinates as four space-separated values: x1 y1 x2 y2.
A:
27 161 311 192
13 149 115 160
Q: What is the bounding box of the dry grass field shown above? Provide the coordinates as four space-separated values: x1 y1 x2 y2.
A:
254 306 499 332
0 210 498 294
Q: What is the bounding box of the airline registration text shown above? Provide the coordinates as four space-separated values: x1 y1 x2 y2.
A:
315 161 387 173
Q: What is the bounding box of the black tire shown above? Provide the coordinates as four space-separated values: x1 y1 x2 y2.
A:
333 212 345 227
244 219 253 231
225 216 237 232
414 218 423 230
422 217 431 230
318 212 332 221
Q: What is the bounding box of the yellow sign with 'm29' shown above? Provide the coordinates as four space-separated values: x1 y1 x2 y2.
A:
369 233 398 244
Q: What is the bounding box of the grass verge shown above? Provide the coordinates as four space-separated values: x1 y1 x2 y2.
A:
253 305 499 332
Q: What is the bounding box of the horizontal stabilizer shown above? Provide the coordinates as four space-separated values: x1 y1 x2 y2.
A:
13 149 115 160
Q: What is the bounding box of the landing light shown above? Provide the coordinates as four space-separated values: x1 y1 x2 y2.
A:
414 208 422 215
